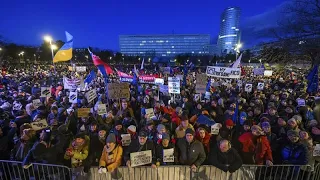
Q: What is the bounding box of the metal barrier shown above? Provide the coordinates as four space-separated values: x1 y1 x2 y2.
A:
0 160 72 180
0 160 318 180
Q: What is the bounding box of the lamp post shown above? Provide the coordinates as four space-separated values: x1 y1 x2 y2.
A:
234 43 242 60
44 35 57 74
18 51 24 64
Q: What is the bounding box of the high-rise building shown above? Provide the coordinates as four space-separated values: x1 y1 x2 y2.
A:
217 7 241 54
119 34 210 57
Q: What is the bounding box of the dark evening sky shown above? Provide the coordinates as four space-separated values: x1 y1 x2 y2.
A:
0 0 288 51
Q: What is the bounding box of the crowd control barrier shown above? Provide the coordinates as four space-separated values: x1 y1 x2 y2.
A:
0 160 319 180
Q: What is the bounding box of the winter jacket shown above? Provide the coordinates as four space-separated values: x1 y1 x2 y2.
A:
23 141 56 165
208 143 243 173
123 138 156 165
64 136 89 167
175 124 194 139
177 138 206 167
0 127 17 160
281 140 309 165
195 131 211 154
155 143 178 165
99 145 123 172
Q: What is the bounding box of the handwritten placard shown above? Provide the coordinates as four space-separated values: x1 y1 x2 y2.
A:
107 83 130 99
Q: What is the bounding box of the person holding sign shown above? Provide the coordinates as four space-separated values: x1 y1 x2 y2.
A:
176 128 206 172
124 130 156 168
155 133 177 166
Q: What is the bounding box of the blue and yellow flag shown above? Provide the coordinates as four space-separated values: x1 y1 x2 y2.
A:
53 31 73 63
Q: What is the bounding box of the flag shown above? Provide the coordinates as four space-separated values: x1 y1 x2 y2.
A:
134 65 139 77
132 71 138 86
84 70 96 84
182 63 188 87
53 31 73 63
141 58 145 70
115 68 132 78
231 54 242 68
88 48 113 77
206 79 211 92
307 65 319 93
232 102 239 124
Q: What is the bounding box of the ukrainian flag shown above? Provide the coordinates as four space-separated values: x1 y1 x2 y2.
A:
53 31 73 63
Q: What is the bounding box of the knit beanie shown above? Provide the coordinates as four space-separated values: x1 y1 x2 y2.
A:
106 133 116 144
185 128 195 135
162 133 170 141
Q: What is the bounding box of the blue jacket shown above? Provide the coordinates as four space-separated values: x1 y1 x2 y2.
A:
281 141 309 165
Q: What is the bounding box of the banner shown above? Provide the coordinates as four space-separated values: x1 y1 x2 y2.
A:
31 119 48 131
264 70 273 77
130 150 152 167
86 89 97 103
69 91 78 103
253 68 265 76
76 66 86 72
97 104 107 115
163 148 174 163
40 87 51 97
63 76 81 89
245 84 253 92
78 108 91 117
196 74 207 93
155 78 164 85
206 66 241 79
121 134 131 146
107 83 130 99
139 76 155 84
168 77 180 94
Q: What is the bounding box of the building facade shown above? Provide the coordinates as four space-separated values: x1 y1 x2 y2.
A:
217 7 241 54
119 34 210 57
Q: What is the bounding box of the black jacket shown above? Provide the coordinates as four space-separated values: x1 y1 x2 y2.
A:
123 138 156 165
208 143 242 173
0 127 17 160
155 143 178 165
177 139 206 167
23 141 57 165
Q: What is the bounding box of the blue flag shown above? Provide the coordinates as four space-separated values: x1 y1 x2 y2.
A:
307 65 319 93
206 79 211 92
84 70 96 84
232 102 239 124
132 71 138 86
182 63 188 87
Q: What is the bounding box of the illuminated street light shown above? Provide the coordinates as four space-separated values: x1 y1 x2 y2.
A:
51 44 57 50
109 57 112 60
44 35 52 42
43 34 56 73
0 48 2 51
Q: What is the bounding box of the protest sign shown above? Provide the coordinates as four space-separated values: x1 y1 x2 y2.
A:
40 87 51 97
313 144 320 156
237 80 243 88
163 148 175 163
86 89 97 103
97 104 107 115
196 74 207 93
264 70 273 77
33 99 42 109
206 66 241 79
194 94 201 102
145 108 155 119
31 119 48 131
297 99 306 107
155 78 164 85
211 124 220 135
63 76 81 89
78 108 91 118
253 68 264 76
75 66 86 72
130 150 152 167
257 83 264 90
107 83 130 99
69 91 77 103
121 134 131 146
245 84 253 92
168 77 180 94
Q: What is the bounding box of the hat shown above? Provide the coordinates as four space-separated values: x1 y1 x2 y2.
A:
240 112 247 118
261 121 270 128
162 133 170 141
288 118 297 124
309 120 318 127
99 125 108 132
127 125 136 133
106 133 116 144
185 128 195 135
292 115 302 124
51 106 58 111
157 124 166 132
287 130 299 137
225 119 235 126
138 130 147 137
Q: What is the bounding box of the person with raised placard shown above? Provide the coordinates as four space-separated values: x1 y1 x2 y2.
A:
155 133 177 166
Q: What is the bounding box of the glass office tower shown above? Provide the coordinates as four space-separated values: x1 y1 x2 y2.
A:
119 34 210 57
217 7 241 54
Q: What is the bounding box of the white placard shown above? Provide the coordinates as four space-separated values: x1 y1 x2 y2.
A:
69 91 78 103
63 76 81 90
32 99 42 109
257 83 264 90
97 104 107 115
168 77 180 94
145 108 155 119
194 94 201 102
196 74 207 93
264 70 273 77
245 84 253 92
237 80 243 88
297 99 306 107
40 87 51 97
121 134 131 146
130 150 152 167
211 125 220 135
206 66 241 79
163 148 174 163
155 78 164 85
313 144 320 156
76 66 87 72
86 89 97 103
30 119 48 131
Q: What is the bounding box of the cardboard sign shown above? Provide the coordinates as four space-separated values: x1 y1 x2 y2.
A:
297 99 306 107
163 148 174 163
69 91 78 103
211 124 220 135
145 108 155 119
33 99 42 109
121 134 131 146
86 89 97 103
245 84 253 92
155 78 164 85
264 70 273 77
206 66 241 79
78 108 91 117
130 150 152 167
313 144 320 156
257 83 264 90
196 74 207 93
168 77 180 94
97 104 107 115
76 66 86 72
40 87 51 97
31 119 48 131
107 83 130 99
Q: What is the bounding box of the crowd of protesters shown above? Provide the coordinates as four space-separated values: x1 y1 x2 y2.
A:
0 63 320 179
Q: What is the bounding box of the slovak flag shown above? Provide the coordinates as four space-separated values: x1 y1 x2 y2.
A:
88 48 113 77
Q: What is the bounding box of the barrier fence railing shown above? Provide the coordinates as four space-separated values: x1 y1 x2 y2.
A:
0 160 319 180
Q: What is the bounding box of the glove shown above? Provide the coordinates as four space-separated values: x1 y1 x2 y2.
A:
98 167 107 174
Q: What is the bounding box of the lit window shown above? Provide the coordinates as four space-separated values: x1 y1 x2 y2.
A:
222 19 225 22
225 42 232 45
231 27 236 29
172 46 174 48
192 51 194 53
166 40 169 42
142 41 146 43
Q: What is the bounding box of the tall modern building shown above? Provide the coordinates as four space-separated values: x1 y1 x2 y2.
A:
119 34 210 57
217 7 241 54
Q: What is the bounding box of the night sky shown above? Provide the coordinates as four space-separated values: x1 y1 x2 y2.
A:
0 0 288 51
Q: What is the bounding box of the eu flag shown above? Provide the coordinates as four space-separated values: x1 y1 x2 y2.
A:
307 65 318 93
84 70 96 84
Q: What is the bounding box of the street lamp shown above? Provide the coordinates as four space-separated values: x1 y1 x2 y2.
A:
234 43 242 60
44 35 55 62
0 47 2 51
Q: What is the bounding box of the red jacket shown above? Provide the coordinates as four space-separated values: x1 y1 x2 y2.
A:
195 131 211 153
238 132 273 165
171 112 181 126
